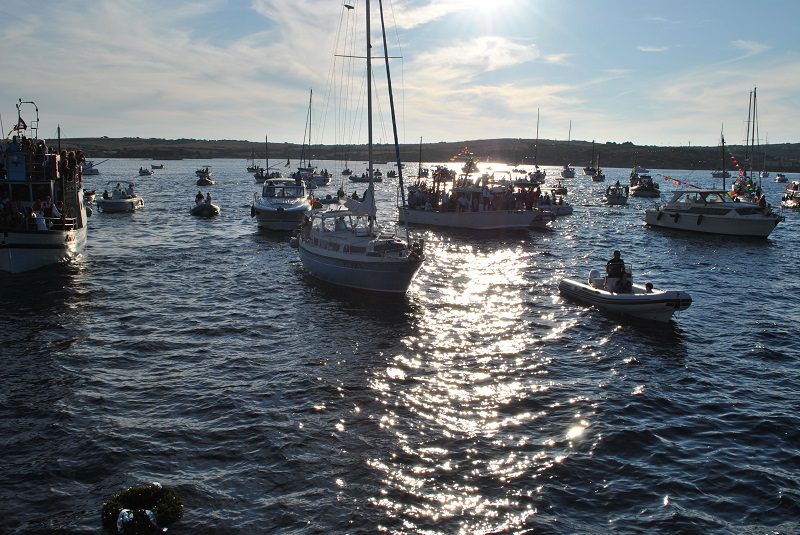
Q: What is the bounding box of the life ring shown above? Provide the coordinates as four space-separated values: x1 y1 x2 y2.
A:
696 214 703 225
101 482 183 535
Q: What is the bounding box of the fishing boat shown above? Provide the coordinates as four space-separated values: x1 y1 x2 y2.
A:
296 0 424 294
559 268 692 322
629 171 660 197
138 166 153 176
0 101 88 273
644 189 782 238
251 178 312 231
82 159 106 175
96 182 145 213
604 182 629 205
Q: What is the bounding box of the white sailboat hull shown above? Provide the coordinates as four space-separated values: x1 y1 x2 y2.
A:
298 241 422 294
0 226 87 273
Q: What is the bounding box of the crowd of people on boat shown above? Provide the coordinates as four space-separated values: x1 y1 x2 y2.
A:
102 183 137 200
1 134 86 183
407 181 565 212
0 191 64 231
195 191 213 204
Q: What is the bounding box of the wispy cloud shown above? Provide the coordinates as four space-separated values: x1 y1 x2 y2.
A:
730 39 771 58
637 45 668 53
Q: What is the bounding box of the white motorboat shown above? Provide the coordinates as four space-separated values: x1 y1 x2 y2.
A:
559 269 692 322
550 181 568 195
537 197 573 217
0 101 88 273
251 178 312 231
196 175 215 186
83 189 96 204
775 173 788 183
629 172 660 197
644 189 782 238
560 164 575 178
782 181 800 208
96 182 145 213
604 183 629 205
195 166 213 178
296 0 424 294
151 163 164 170
82 159 105 175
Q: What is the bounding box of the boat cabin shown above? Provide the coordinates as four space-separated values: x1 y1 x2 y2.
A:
261 179 307 201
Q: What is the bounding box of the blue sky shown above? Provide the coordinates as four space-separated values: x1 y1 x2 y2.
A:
1 0 798 147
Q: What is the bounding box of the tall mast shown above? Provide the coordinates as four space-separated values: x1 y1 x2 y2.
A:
308 89 313 167
378 0 407 236
744 89 752 177
265 134 269 172
721 126 726 191
568 120 571 142
366 0 374 232
752 87 759 188
534 108 540 166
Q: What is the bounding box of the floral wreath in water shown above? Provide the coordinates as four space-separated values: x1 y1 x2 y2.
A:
101 482 183 534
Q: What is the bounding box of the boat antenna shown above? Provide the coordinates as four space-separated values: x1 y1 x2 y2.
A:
534 108 539 167
720 124 726 191
265 134 269 172
417 136 423 181
752 87 760 189
378 0 409 242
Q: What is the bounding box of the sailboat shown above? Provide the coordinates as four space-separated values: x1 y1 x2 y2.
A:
560 120 575 178
583 140 596 176
528 108 545 183
246 147 260 173
592 153 605 182
254 135 283 183
291 90 330 188
296 0 424 294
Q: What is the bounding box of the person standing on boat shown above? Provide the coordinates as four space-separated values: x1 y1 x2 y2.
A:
606 250 628 292
195 191 204 204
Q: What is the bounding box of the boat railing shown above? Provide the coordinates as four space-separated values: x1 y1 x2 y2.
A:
21 216 79 231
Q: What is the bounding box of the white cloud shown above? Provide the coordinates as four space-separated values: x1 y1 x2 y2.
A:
730 39 771 58
637 45 668 53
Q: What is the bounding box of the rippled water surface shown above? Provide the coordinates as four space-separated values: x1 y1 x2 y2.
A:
2 159 799 534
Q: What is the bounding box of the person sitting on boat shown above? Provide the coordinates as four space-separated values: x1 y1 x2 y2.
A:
127 183 135 196
645 282 654 293
102 189 110 200
205 192 212 204
351 191 359 200
195 191 204 204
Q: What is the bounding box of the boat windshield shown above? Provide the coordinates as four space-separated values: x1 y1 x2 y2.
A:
263 185 305 198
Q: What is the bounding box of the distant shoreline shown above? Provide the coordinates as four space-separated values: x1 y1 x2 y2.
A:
59 137 800 172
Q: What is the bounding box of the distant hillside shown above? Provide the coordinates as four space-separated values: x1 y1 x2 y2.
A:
60 136 800 172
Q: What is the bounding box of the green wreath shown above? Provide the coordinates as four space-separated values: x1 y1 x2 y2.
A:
101 482 183 534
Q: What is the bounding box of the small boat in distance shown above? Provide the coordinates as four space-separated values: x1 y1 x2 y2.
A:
151 163 164 170
560 164 575 178
138 166 153 176
191 192 220 217
583 140 596 176
629 170 660 197
592 155 605 182
82 159 106 175
604 182 629 205
96 182 145 213
775 173 787 183
782 181 800 208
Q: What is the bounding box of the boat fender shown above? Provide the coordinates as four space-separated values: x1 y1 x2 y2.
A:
672 212 680 221
656 210 663 220
250 205 255 218
696 214 703 225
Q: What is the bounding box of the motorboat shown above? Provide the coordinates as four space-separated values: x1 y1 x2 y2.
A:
604 183 629 205
151 163 164 170
559 268 692 323
629 172 660 197
760 170 769 178
195 166 213 178
592 168 605 182
528 166 546 184
560 164 575 178
583 140 597 176
82 159 105 175
96 182 145 213
254 168 282 183
644 189 782 238
196 175 214 186
775 173 788 183
634 165 650 174
549 181 567 195
349 171 383 183
782 181 800 208
191 200 220 217
83 189 96 204
296 0 424 294
138 166 153 176
251 177 312 231
711 170 731 179
537 196 573 217
0 100 88 273
400 169 554 230
341 168 352 176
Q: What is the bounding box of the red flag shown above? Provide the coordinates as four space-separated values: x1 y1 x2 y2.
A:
12 117 26 131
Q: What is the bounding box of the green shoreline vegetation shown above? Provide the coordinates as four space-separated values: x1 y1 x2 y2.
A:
62 137 800 172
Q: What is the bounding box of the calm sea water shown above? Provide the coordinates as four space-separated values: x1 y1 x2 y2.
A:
1 159 798 534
